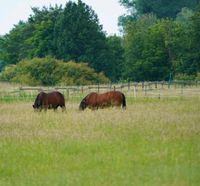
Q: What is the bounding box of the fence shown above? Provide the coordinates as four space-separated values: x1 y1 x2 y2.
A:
0 81 200 102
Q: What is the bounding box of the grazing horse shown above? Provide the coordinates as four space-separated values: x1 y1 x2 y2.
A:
79 90 126 110
33 91 66 111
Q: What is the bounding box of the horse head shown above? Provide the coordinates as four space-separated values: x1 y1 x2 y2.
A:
79 98 87 110
33 92 45 110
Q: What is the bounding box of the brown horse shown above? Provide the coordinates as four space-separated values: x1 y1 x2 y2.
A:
79 91 126 110
33 91 66 111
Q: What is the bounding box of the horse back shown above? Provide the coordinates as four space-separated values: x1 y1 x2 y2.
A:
47 91 65 106
104 91 125 106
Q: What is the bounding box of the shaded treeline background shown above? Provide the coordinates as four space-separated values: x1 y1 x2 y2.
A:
0 0 200 86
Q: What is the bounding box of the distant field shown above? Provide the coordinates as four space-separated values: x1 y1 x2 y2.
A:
0 96 200 185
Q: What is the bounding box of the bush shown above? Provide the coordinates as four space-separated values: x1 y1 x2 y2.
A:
195 72 200 81
174 73 196 81
0 57 110 86
0 65 17 81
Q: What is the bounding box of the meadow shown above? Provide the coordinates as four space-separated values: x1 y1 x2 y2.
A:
0 87 200 185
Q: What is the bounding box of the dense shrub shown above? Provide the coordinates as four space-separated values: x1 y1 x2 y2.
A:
0 57 110 86
174 73 196 81
195 72 200 81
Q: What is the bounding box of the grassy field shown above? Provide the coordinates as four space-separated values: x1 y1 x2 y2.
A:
0 96 200 186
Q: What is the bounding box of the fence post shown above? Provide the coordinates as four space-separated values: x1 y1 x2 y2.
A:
133 84 137 98
66 89 69 101
181 84 183 96
142 82 144 90
148 82 151 90
168 81 171 89
144 83 147 96
18 87 22 101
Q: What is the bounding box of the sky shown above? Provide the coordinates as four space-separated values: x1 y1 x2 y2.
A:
0 0 126 36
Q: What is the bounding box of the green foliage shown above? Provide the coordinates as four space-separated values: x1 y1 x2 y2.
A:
56 61 110 86
119 0 198 19
176 7 194 26
0 1 121 81
105 35 125 82
53 0 114 79
0 0 200 82
174 73 196 81
122 9 200 81
25 6 62 58
0 21 27 65
189 5 200 75
123 14 173 81
0 57 110 86
0 65 17 81
196 72 200 80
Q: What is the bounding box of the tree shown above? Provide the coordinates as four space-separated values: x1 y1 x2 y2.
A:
54 0 109 73
123 14 160 81
0 21 27 65
176 7 194 26
119 0 198 19
0 6 62 65
0 1 119 81
25 6 62 58
122 15 189 81
184 4 200 75
106 35 125 81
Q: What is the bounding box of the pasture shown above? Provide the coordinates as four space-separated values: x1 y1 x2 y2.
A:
0 83 200 185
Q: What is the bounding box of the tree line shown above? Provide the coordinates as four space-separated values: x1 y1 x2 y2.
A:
0 0 200 86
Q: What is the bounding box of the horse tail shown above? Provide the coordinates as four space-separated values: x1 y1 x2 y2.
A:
122 93 126 109
59 93 66 109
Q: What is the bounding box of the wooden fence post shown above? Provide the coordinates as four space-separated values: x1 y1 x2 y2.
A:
168 81 170 89
133 85 136 98
144 83 147 96
66 89 69 100
181 84 183 96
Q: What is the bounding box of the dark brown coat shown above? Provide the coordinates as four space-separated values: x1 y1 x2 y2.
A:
33 91 66 111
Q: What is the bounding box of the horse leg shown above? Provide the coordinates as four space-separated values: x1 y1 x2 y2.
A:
43 104 48 112
53 105 59 112
38 107 42 112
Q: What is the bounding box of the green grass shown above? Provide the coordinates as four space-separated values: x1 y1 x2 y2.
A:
0 97 200 185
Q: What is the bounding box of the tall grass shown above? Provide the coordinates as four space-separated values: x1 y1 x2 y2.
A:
0 97 200 185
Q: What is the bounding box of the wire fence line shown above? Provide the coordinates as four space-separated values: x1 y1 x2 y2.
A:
0 81 200 101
